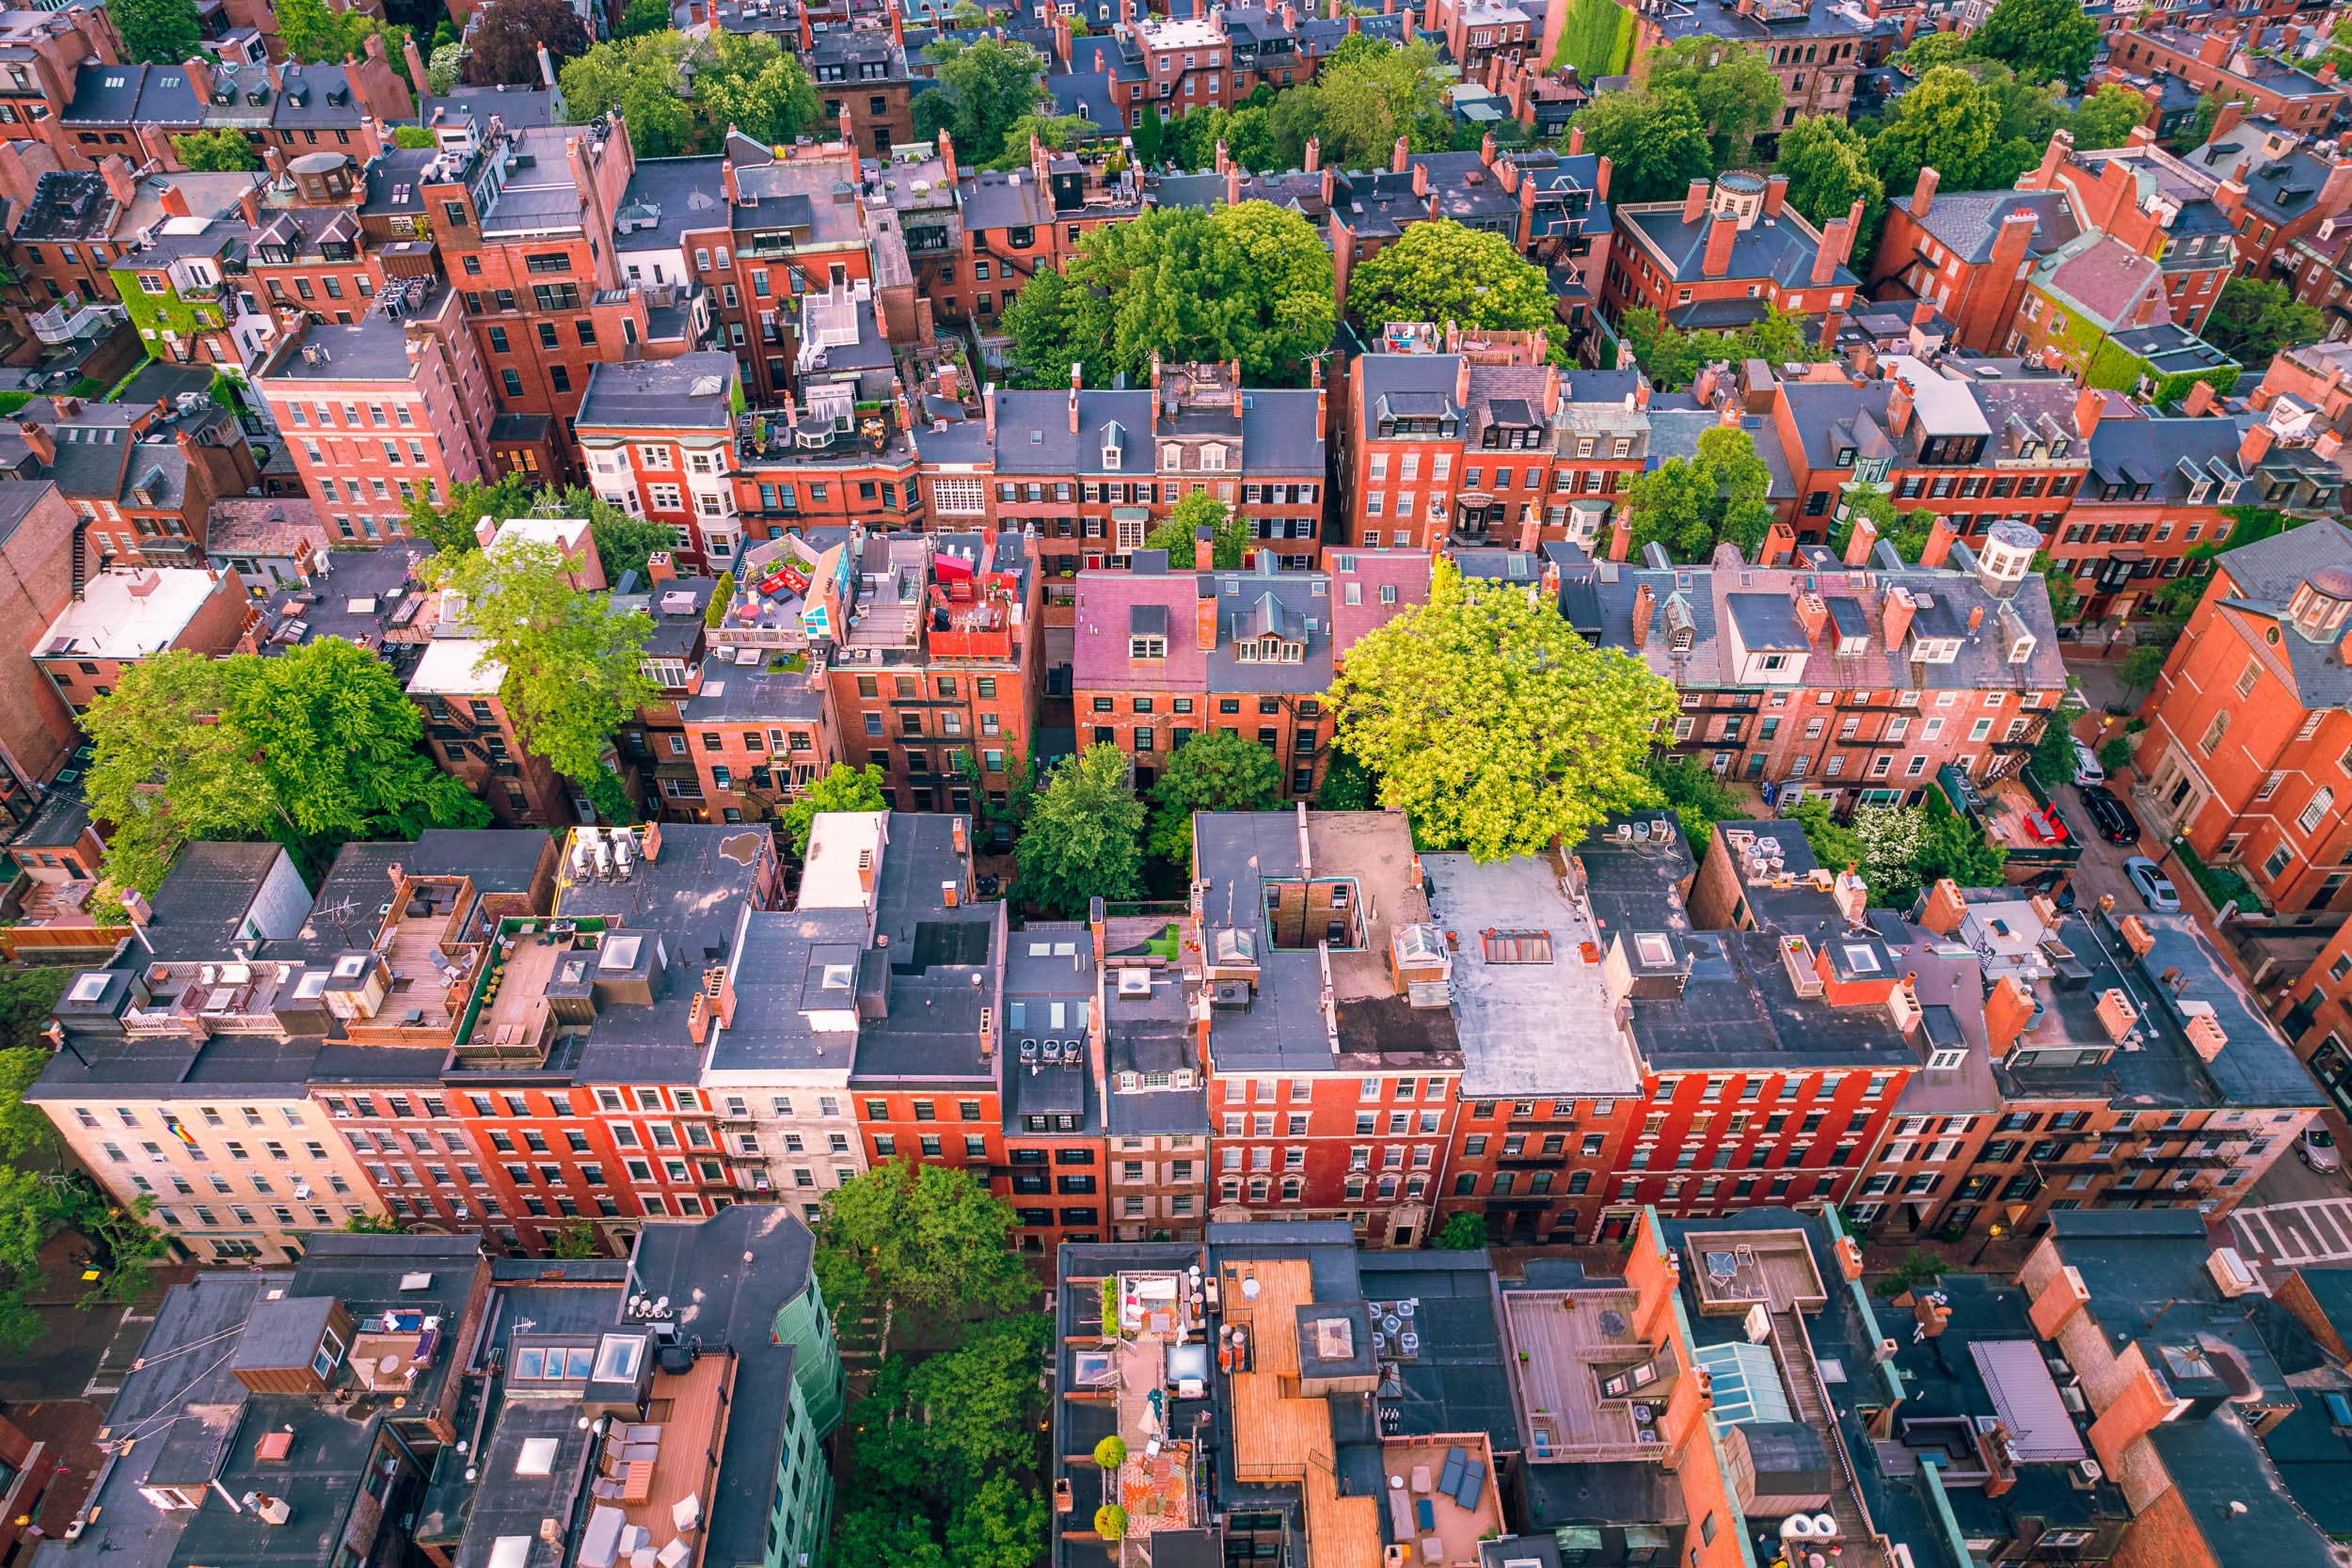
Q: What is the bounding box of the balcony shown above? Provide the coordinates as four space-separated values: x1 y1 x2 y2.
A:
30 297 123 344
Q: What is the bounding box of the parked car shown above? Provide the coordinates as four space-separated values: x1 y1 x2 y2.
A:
2124 856 2180 911
2073 742 2105 786
2303 1125 2342 1174
2077 784 2142 845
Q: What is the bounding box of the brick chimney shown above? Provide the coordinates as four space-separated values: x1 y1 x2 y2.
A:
1609 515 1631 562
1920 516 1956 569
1569 124 1584 156
403 31 430 95
1391 135 1409 173
99 153 135 207
2217 164 2250 220
2200 27 2231 64
1596 156 1612 202
644 550 675 582
2032 127 2074 191
16 420 53 467
1631 581 1654 648
1304 135 1320 172
1882 582 1916 648
2211 99 2246 143
1813 219 1848 284
1760 520 1796 566
183 55 211 104
1702 211 1738 277
2074 384 2106 440
1920 877 1966 937
1885 376 1915 436
1454 356 1471 409
1763 173 1788 218
2242 421 2276 467
1194 525 1215 571
159 182 188 218
984 381 996 442
1912 165 1938 219
2185 378 2217 417
1068 360 1082 435
1984 974 2037 1057
1196 586 1218 650
1845 513 1880 565
1681 177 1709 224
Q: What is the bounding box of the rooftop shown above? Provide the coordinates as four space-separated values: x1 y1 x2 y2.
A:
34 566 229 662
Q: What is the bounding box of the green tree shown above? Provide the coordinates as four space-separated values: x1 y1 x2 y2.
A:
913 37 1048 166
2121 643 2169 697
552 1220 600 1258
1871 66 1999 193
393 125 438 148
1787 795 1866 879
1553 0 1632 78
1648 755 1747 847
1894 29 1970 72
427 40 463 95
83 651 266 896
560 35 697 156
1911 786 2005 895
1569 89 1712 203
1316 747 1375 810
2035 549 2080 623
1623 425 1772 562
223 638 492 845
2204 276 2326 367
946 1476 1050 1568
618 0 669 35
1776 115 1883 249
1001 202 1334 388
1330 560 1677 862
987 112 1101 167
905 1314 1052 1484
401 471 539 555
567 498 679 583
1266 37 1449 169
426 538 655 816
696 31 821 148
2069 84 2153 150
277 0 395 64
813 1160 1032 1355
1015 744 1147 915
342 1212 405 1233
1433 1212 1489 1249
1133 102 1166 165
1619 303 1831 389
1343 219 1557 341
1145 489 1249 568
2025 697 2081 788
1640 36 1784 166
826 1510 948 1568
111 0 201 63
169 130 261 171
1828 489 1938 562
1147 729 1283 863
777 762 887 855
1967 0 2101 87
2097 735 2136 772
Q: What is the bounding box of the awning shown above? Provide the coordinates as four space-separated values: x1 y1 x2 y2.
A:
1970 1340 2088 1462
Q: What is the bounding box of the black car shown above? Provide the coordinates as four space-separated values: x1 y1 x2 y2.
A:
2078 784 2141 845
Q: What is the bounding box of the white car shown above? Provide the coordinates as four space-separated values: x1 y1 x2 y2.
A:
2073 741 2105 787
2303 1126 2342 1174
2124 856 2180 912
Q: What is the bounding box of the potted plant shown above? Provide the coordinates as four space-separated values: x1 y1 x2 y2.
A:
1094 1505 1129 1540
1095 1435 1127 1470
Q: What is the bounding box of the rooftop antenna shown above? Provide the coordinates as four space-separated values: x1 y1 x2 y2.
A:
313 895 363 949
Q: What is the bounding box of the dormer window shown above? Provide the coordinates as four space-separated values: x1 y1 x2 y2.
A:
1233 638 1303 663
1161 442 1181 470
1102 443 1120 469
1836 446 1856 468
1202 444 1226 470
1129 635 1166 659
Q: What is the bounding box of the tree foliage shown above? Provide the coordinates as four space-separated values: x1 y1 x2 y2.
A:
465 0 588 84
618 0 670 36
1639 37 1784 167
426 40 463 95
1145 489 1249 569
401 470 540 555
1001 202 1334 388
425 538 655 801
1624 424 1773 562
777 762 887 856
1776 116 1883 252
561 35 698 155
277 0 398 65
812 1160 1032 1354
1316 747 1375 810
111 0 201 63
1344 219 1557 342
1015 744 1147 914
2070 84 2153 150
1147 730 1283 863
1827 488 1939 562
1967 0 2102 87
988 112 1105 168
1619 305 1828 390
83 642 491 896
1569 88 1712 203
1329 561 1677 861
1265 37 1449 169
573 493 679 583
1648 755 1748 847
170 130 261 171
1870 66 1999 193
2204 276 2326 367
1434 1212 1490 1249
913 38 1048 166
696 31 822 149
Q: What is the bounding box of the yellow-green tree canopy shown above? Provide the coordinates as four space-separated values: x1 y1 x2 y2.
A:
1328 561 1676 861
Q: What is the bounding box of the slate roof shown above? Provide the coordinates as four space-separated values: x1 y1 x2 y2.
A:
1618 202 1858 290
1887 187 2080 264
575 354 738 429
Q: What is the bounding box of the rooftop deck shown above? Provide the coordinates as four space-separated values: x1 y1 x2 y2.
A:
1500 1286 1663 1462
1376 1435 1503 1567
1218 1259 1382 1568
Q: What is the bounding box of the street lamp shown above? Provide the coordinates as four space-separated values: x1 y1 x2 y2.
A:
1968 1221 2007 1267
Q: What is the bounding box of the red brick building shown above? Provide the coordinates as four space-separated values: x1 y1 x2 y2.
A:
31 562 254 714
2133 516 2352 916
2100 24 2347 133
1601 171 1861 347
574 354 744 572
